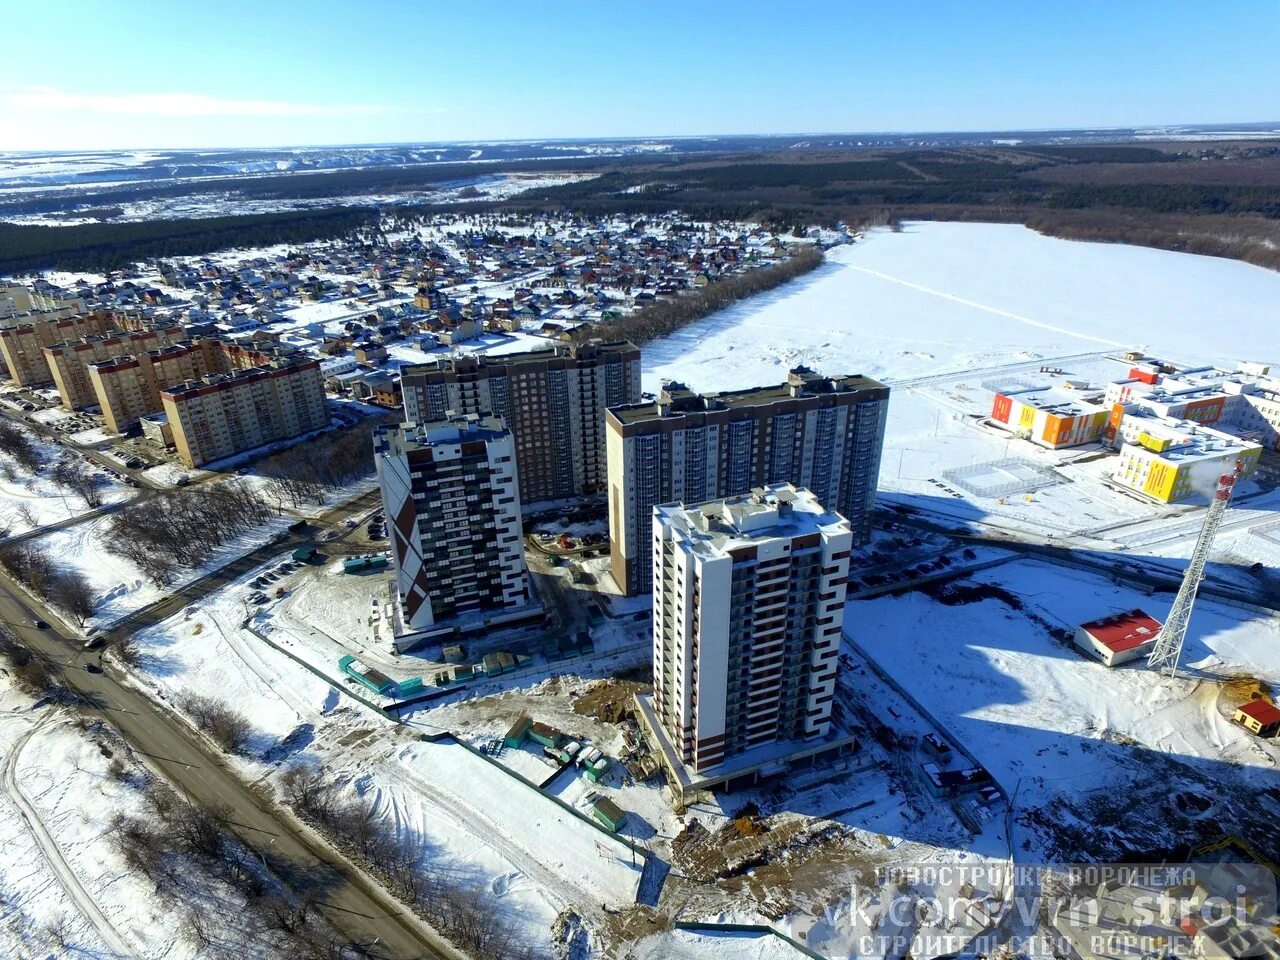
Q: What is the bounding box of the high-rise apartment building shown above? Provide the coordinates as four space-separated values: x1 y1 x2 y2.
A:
0 312 116 386
400 340 641 505
89 342 216 434
606 366 889 595
374 414 539 645
44 325 187 410
635 484 855 797
160 356 327 467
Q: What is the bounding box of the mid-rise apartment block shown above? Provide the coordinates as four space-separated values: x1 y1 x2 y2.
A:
160 356 327 467
0 283 88 324
606 366 889 595
400 340 641 504
89 342 216 434
44 325 187 410
374 415 539 645
0 312 116 386
634 484 856 798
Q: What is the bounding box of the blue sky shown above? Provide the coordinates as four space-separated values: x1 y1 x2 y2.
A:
1 0 1276 150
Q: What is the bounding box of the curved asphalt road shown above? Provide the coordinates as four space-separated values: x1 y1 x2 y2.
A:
0 550 455 960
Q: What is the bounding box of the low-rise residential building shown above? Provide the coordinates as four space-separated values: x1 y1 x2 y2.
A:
160 356 327 467
606 367 889 595
634 484 857 799
374 414 540 646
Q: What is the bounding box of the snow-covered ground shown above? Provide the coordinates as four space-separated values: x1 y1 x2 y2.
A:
0 443 133 536
849 558 1280 854
642 221 1280 394
126 581 651 954
0 676 194 958
632 927 813 959
637 221 1280 545
41 509 294 626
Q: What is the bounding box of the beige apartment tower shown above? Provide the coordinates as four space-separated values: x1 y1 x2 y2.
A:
0 312 116 386
400 340 641 504
606 366 890 595
88 342 217 434
160 357 327 467
44 325 187 410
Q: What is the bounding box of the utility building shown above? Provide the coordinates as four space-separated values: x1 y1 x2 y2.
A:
374 415 541 647
634 484 858 799
606 367 889 595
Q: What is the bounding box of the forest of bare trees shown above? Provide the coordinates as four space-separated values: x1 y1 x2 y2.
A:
591 246 824 346
104 480 274 586
255 422 388 510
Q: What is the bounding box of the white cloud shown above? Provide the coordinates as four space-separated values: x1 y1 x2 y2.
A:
1 86 399 118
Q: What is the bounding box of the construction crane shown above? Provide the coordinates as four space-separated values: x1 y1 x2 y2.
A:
1147 462 1244 678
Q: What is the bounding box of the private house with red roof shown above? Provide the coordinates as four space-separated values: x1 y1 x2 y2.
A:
1233 699 1280 738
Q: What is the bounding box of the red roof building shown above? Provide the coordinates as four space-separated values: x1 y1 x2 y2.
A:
1073 609 1163 667
1234 700 1280 738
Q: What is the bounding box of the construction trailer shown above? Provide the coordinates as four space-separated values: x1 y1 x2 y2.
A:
528 722 561 748
338 655 396 696
591 797 627 833
504 715 533 748
342 554 389 574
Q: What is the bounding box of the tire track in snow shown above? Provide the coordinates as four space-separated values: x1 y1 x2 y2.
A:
843 264 1131 348
2 717 135 959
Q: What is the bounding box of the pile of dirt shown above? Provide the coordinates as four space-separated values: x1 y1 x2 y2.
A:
572 678 648 724
1219 675 1273 707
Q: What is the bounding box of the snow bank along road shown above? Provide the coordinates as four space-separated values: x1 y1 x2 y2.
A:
0 570 456 960
2 714 136 958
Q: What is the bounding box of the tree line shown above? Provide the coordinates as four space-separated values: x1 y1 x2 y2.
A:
107 778 355 959
280 764 536 959
591 246 824 346
0 542 96 625
0 207 378 275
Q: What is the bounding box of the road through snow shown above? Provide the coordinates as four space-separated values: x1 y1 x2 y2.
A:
2 715 136 959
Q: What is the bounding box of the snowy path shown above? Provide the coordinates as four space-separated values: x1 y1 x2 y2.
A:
843 264 1130 349
2 716 135 959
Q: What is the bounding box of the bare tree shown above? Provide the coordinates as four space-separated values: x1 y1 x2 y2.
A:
183 694 254 754
50 570 96 627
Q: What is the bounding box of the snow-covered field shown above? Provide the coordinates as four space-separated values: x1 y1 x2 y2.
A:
639 222 1280 545
850 558 1280 858
643 221 1280 394
0 442 133 536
